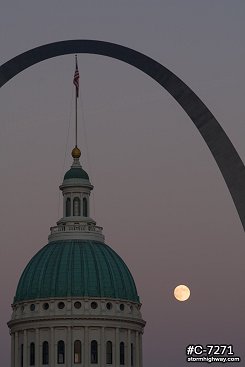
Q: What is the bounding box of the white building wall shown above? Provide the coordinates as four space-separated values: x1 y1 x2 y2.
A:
10 297 145 367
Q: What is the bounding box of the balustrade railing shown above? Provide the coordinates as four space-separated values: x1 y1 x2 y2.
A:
50 224 103 235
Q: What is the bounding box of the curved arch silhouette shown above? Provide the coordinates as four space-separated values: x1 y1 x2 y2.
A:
0 40 244 230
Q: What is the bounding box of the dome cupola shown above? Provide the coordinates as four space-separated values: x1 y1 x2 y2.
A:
49 146 104 242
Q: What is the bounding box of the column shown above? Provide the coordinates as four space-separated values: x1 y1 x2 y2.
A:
139 333 143 367
84 326 89 366
82 327 85 366
63 194 66 217
135 332 139 367
100 327 105 366
71 193 74 216
87 195 90 217
127 330 131 367
115 328 120 367
11 333 14 367
14 332 18 367
23 330 27 366
35 329 40 367
51 327 55 367
67 326 72 365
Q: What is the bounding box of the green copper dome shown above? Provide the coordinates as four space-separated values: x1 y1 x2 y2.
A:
14 240 139 303
64 166 89 180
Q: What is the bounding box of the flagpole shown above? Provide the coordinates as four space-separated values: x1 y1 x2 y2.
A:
75 87 78 147
73 54 79 148
75 55 78 147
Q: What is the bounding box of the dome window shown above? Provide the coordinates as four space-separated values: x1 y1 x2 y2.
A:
73 197 81 216
58 302 65 309
106 302 112 310
57 340 65 364
120 304 125 311
30 342 35 366
106 341 113 364
74 340 82 364
91 301 98 309
42 341 49 365
83 197 88 217
74 301 81 309
66 198 71 217
30 304 35 311
91 340 98 364
43 303 49 310
120 342 125 365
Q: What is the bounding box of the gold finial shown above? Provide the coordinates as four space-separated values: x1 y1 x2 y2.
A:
72 146 81 159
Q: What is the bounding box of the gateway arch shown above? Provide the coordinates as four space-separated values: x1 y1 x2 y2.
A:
0 40 244 230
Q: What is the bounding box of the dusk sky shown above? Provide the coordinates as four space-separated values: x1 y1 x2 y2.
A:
0 1 245 366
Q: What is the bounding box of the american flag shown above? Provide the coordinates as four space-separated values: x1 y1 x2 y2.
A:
73 56 79 98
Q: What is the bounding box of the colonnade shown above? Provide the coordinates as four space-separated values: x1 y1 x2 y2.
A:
11 327 142 367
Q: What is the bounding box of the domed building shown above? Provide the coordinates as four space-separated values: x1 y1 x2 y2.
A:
8 146 146 367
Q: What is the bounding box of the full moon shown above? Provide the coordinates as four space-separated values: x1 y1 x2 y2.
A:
174 285 190 301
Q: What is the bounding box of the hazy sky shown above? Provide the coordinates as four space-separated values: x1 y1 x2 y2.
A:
0 1 245 366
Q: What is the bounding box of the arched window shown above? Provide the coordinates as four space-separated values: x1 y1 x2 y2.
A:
30 342 35 366
106 341 113 364
131 343 134 366
120 342 125 365
83 197 88 217
66 198 71 217
21 344 23 367
57 340 65 364
73 197 81 216
74 340 81 364
91 340 98 364
42 341 49 365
